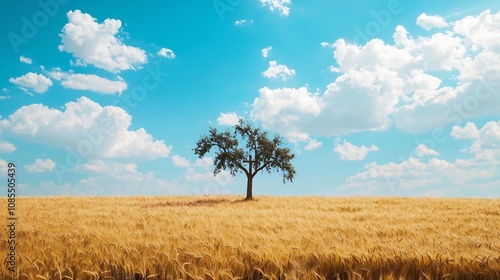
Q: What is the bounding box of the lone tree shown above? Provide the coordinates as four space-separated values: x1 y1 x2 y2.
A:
193 119 296 200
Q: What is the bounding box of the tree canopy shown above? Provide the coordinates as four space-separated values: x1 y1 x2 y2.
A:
193 119 295 200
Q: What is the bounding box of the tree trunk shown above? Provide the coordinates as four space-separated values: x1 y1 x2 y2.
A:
245 175 253 200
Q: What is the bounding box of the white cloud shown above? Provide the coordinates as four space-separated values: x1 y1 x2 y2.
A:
415 144 439 157
185 167 233 186
184 168 228 187
329 66 340 72
235 19 253 26
170 155 214 170
195 157 213 167
251 87 320 142
320 42 331 47
304 138 322 151
217 112 241 126
394 10 500 132
71 160 181 195
252 65 402 139
9 72 52 93
172 155 190 168
0 141 16 153
0 97 171 160
73 174 179 196
452 121 500 154
77 160 137 175
334 140 378 160
168 154 232 194
453 9 500 51
416 13 449 30
20 56 32 64
0 159 7 174
255 40 408 138
49 70 126 94
251 10 500 140
451 122 479 139
340 122 500 197
157 48 176 59
58 10 147 73
25 159 55 173
262 61 296 80
261 46 272 58
260 0 291 16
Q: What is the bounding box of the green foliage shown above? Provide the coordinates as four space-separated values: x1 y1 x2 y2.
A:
193 119 296 183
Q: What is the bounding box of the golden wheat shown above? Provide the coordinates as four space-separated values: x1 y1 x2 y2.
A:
0 196 499 279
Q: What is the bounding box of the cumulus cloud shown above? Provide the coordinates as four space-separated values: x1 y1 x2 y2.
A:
71 160 181 195
194 157 213 167
416 13 449 30
157 48 175 59
20 56 32 64
0 159 7 174
254 41 407 138
261 46 272 58
340 122 500 197
9 72 52 93
453 9 500 51
168 155 232 194
184 164 233 190
217 112 241 126
172 155 190 168
329 66 341 72
451 122 479 139
253 65 401 138
77 160 137 175
415 144 439 157
452 121 500 154
251 87 320 142
304 138 322 151
49 70 127 94
58 10 147 73
251 10 500 140
0 141 16 153
0 97 171 160
25 159 55 173
393 10 500 132
260 0 291 16
334 140 378 160
185 168 233 186
262 61 296 80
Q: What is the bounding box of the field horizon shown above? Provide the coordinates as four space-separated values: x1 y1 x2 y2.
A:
1 195 499 279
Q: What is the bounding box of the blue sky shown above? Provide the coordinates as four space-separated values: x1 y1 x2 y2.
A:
1 0 499 197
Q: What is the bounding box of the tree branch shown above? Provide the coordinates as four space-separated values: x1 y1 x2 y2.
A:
252 160 275 177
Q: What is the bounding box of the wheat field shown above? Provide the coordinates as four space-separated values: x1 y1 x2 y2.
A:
0 196 499 279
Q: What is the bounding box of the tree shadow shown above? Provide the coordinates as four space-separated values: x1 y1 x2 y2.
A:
147 197 229 207
231 197 259 204
144 196 259 208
